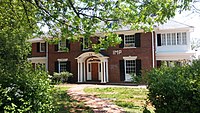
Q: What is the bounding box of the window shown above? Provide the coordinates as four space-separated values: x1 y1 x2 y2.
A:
161 34 166 46
177 32 182 45
40 42 46 52
83 38 90 50
167 33 171 45
159 32 187 46
59 40 66 51
124 35 135 47
125 60 136 75
182 32 187 45
59 62 67 72
172 33 176 45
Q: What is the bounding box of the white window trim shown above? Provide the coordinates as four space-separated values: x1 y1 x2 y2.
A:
40 42 45 52
82 38 91 51
57 59 68 73
123 56 137 60
123 56 137 81
124 34 136 48
58 40 66 52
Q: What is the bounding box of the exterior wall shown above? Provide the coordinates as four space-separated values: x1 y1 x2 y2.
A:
31 32 154 83
48 42 82 82
102 32 153 82
31 43 46 57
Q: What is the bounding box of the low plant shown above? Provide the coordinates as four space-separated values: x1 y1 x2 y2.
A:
53 71 73 84
0 64 57 112
147 60 200 113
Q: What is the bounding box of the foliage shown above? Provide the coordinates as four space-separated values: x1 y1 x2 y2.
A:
0 64 57 112
53 72 73 84
84 87 154 113
54 86 93 113
0 1 56 112
191 38 200 50
147 60 200 113
1 0 193 52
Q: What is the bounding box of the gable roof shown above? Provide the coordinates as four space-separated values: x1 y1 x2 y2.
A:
156 20 194 31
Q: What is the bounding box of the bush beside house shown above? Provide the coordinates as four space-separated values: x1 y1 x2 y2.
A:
147 60 200 113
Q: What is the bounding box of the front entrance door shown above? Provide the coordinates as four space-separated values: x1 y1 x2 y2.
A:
91 63 98 81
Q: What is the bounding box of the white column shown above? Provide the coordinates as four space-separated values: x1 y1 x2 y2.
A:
80 62 83 82
106 59 109 82
46 42 48 71
103 61 106 83
100 60 104 83
77 61 80 82
83 62 86 82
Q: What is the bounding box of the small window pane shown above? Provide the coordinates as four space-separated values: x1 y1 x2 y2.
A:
60 62 67 72
40 43 46 52
124 35 135 47
182 32 187 45
172 33 176 45
83 38 90 50
177 33 182 45
167 33 171 45
125 60 136 74
161 34 166 46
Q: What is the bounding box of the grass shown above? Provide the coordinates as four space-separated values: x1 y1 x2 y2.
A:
54 86 93 113
84 87 154 113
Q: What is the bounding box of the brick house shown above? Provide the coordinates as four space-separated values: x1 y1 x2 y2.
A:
28 20 195 83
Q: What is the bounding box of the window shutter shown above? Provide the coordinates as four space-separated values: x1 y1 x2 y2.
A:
80 38 83 50
135 33 141 47
157 34 161 46
119 60 125 81
66 39 70 51
54 44 58 51
136 59 142 76
119 34 124 48
44 42 47 52
66 61 71 72
55 61 59 72
37 42 40 52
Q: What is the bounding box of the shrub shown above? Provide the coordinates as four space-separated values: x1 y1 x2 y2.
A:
0 63 58 112
53 71 73 84
147 60 200 113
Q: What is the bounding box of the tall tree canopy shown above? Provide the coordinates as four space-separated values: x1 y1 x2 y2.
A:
1 0 193 51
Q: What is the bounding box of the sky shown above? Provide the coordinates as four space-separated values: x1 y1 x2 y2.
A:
173 6 200 39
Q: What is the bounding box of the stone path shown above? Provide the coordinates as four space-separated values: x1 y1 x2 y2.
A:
67 84 128 113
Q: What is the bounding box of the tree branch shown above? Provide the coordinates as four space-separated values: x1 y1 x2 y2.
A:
68 0 80 18
20 0 32 28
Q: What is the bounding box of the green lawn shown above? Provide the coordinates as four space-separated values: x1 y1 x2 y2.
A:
84 87 154 113
54 86 93 113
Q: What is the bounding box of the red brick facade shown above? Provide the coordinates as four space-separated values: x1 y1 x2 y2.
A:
30 32 155 83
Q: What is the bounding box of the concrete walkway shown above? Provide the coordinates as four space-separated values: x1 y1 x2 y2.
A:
67 84 146 113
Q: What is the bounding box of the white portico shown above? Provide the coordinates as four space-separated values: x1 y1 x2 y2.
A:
76 52 109 83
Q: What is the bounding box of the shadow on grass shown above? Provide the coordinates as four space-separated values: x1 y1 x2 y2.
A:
53 87 93 113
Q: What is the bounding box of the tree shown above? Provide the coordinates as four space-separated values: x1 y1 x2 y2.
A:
1 0 192 51
191 38 200 50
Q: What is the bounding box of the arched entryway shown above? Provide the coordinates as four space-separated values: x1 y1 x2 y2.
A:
76 52 109 83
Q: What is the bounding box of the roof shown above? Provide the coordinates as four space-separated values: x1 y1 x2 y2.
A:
156 20 194 31
27 37 44 43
